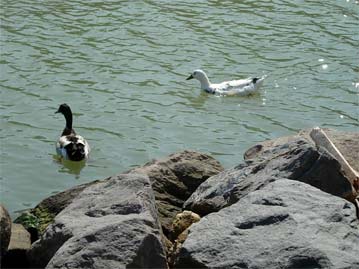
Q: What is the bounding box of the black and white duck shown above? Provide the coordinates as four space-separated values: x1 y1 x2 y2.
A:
55 103 90 161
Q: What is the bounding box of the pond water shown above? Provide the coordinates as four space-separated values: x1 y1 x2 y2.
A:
1 0 358 216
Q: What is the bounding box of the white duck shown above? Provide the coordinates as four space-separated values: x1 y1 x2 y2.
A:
55 103 90 161
186 69 265 96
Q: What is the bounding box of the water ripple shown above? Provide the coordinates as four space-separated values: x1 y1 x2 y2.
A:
1 0 358 215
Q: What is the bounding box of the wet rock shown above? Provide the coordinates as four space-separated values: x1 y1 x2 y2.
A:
0 204 11 262
27 173 168 269
1 223 31 268
184 138 353 216
128 150 223 238
175 179 359 268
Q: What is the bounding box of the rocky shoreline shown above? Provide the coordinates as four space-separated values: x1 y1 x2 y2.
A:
1 128 358 268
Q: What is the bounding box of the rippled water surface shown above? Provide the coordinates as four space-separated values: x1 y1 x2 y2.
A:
1 0 358 216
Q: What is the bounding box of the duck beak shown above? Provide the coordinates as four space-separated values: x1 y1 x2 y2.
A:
186 74 194 80
55 110 60 114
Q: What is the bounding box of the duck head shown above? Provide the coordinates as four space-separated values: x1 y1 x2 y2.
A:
56 103 73 131
186 69 211 90
56 103 71 115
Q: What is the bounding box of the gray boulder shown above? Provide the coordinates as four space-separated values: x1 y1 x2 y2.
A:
175 179 359 268
184 138 353 216
15 179 105 240
28 173 168 269
244 128 359 172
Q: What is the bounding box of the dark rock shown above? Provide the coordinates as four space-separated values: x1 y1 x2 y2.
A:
128 150 223 239
184 138 353 216
1 223 31 268
175 179 359 268
27 173 168 269
0 204 11 263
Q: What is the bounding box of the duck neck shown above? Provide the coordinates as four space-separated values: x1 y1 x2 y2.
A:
62 111 73 135
199 74 211 90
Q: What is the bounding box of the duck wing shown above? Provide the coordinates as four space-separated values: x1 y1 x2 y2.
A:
56 135 90 161
212 78 253 92
227 78 254 88
216 77 265 96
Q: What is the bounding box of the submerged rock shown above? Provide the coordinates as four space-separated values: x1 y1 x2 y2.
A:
27 173 168 269
175 179 359 268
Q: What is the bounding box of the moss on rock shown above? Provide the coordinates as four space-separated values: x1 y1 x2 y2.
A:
14 206 56 241
33 207 56 235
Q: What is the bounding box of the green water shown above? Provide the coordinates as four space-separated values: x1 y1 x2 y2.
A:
1 0 358 216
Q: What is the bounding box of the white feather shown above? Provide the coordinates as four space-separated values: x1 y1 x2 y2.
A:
188 70 265 96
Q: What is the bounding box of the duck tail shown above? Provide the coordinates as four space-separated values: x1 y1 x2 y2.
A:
65 142 86 161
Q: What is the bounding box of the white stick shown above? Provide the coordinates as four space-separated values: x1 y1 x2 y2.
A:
310 127 359 196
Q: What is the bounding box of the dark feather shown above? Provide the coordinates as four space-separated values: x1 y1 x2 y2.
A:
64 140 86 161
